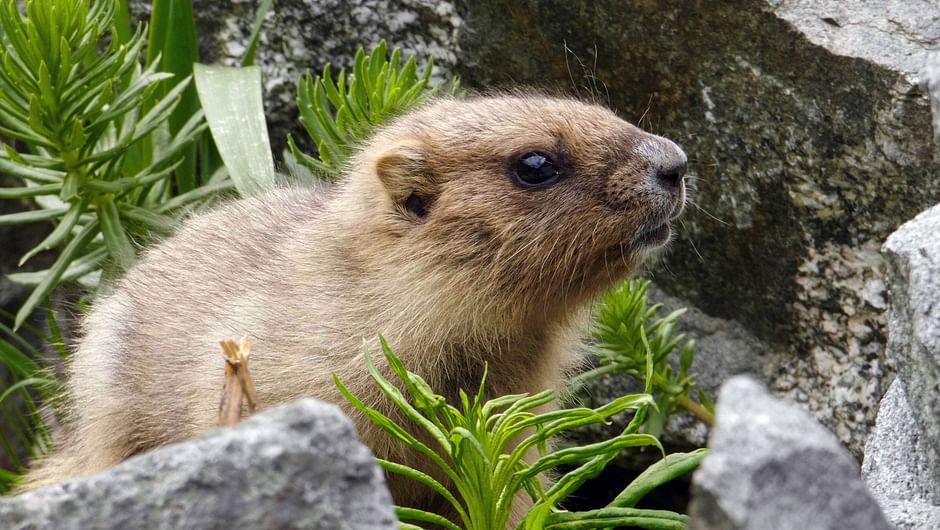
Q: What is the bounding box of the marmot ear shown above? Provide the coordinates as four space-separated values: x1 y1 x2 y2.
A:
373 141 437 218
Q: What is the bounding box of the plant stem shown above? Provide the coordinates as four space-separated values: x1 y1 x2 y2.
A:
676 395 714 426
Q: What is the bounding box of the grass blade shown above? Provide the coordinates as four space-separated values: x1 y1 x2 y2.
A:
240 0 273 67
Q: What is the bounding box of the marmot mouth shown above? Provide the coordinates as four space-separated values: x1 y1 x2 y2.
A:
634 223 672 247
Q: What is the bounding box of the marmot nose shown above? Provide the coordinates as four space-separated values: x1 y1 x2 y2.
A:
656 160 687 189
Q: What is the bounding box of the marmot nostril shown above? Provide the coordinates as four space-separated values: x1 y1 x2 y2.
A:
656 160 687 188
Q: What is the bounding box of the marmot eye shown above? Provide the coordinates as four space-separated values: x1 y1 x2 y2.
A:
514 151 560 186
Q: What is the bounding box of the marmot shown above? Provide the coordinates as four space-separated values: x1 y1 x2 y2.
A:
22 94 687 522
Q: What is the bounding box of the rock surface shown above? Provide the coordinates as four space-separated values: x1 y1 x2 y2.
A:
0 399 398 530
879 500 940 530
882 203 940 476
689 376 892 530
862 379 937 505
862 380 940 530
456 0 940 455
861 202 940 530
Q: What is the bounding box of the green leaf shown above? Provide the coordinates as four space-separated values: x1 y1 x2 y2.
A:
119 204 177 234
156 178 235 212
18 197 88 266
0 183 60 199
394 507 461 530
610 449 706 509
377 459 465 520
0 204 66 225
15 219 99 330
114 0 133 44
97 197 136 272
7 246 108 286
544 507 688 530
240 0 274 67
193 64 275 196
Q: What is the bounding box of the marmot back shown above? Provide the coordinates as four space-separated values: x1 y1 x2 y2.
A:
22 94 688 525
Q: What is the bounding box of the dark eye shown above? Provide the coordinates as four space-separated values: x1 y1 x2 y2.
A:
513 151 560 187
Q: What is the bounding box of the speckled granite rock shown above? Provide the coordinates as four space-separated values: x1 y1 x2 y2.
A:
879 500 940 530
0 399 397 530
882 203 940 476
862 379 940 530
689 376 892 530
862 379 937 504
456 0 940 455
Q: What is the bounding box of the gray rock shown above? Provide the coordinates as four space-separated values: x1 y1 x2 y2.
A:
0 399 398 530
689 376 891 530
862 379 938 504
882 203 940 481
926 51 940 143
880 500 940 530
457 0 940 455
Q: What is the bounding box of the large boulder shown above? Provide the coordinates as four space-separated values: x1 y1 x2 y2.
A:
0 399 398 530
881 202 940 479
689 376 891 530
456 0 940 455
860 201 940 530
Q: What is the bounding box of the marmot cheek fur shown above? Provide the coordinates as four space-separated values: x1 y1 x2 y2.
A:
22 93 688 519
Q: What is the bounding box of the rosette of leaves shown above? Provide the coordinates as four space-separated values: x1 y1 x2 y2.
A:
0 0 224 329
336 338 704 530
288 40 460 178
572 279 715 434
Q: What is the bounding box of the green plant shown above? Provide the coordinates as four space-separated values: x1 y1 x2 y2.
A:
288 40 460 178
336 338 704 530
0 0 232 329
0 0 275 486
0 306 66 494
570 279 714 434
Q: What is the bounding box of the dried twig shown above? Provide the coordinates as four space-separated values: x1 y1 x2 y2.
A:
218 336 258 426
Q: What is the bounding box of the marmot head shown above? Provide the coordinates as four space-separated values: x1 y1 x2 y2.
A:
345 93 686 324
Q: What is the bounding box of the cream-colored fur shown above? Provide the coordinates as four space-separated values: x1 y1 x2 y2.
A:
21 94 686 526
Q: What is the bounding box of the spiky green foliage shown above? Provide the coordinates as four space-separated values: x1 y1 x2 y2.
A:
288 40 460 178
571 279 714 433
0 307 65 494
336 338 703 530
0 0 237 329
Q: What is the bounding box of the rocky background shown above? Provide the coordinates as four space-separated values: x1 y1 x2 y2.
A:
127 0 940 456
3 0 939 528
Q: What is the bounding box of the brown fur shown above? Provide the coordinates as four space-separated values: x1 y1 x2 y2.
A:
20 94 686 525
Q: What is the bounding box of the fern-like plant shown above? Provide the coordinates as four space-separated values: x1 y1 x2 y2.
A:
0 0 233 329
336 337 704 530
288 40 460 178
571 279 714 434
